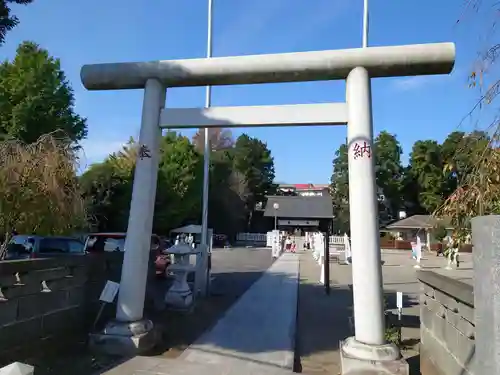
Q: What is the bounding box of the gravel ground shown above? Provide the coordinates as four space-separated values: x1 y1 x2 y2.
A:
11 248 273 375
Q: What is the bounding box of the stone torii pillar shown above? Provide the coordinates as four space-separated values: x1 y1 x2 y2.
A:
80 42 455 373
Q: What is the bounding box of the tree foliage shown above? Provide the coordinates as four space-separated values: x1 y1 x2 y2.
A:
433 1 500 242
0 0 34 45
155 132 203 232
0 39 277 242
330 128 495 235
330 143 350 234
407 140 444 213
0 133 86 256
375 131 404 224
0 41 87 144
80 130 277 237
207 150 249 235
330 133 404 233
232 134 276 230
192 128 234 152
80 132 203 233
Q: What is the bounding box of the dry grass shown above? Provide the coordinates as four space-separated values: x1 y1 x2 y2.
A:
0 132 87 257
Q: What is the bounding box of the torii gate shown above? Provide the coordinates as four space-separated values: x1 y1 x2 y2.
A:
80 42 455 369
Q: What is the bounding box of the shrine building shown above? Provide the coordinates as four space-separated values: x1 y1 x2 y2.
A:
263 193 333 234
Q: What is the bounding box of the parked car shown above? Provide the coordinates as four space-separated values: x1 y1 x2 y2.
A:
83 232 170 276
4 235 85 260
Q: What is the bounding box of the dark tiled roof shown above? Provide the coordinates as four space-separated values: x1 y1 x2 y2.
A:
385 215 453 229
263 195 333 219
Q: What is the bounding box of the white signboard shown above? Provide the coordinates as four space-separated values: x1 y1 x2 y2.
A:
271 230 280 258
99 280 120 303
396 291 403 310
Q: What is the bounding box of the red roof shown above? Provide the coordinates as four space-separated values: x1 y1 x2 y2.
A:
294 184 310 189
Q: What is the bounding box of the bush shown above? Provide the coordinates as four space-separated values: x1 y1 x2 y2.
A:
0 133 86 257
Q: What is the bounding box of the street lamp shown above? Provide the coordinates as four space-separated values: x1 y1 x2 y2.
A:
273 202 279 230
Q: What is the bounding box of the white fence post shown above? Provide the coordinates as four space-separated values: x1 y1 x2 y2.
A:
236 232 267 246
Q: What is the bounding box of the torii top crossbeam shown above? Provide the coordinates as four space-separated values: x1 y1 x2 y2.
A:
80 42 455 90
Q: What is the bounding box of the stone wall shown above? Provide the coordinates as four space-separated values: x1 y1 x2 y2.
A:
0 253 123 364
417 270 475 375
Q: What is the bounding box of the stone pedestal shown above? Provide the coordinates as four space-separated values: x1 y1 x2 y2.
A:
340 337 408 375
89 319 158 356
0 362 34 375
164 240 199 311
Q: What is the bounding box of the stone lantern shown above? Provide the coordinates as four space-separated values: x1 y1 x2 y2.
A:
164 237 201 310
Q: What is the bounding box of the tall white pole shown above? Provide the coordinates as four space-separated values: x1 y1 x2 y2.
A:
362 0 369 48
346 67 385 346
200 0 213 297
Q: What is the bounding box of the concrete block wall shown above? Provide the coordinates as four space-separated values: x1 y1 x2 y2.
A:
0 253 123 363
417 271 475 375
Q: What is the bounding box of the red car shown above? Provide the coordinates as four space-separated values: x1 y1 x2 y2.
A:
83 232 171 276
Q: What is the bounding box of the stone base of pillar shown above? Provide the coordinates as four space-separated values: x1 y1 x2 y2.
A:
89 319 158 356
0 362 34 375
340 337 409 375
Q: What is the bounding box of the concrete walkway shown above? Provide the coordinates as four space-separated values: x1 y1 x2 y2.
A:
103 252 299 375
181 252 299 369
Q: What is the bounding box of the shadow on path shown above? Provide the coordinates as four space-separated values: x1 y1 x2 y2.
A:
147 270 268 357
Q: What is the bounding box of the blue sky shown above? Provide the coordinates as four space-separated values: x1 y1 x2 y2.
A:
2 0 489 183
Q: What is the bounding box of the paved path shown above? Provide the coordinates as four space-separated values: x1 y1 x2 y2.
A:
296 249 473 375
181 252 299 369
151 248 275 358
103 355 296 375
102 251 299 375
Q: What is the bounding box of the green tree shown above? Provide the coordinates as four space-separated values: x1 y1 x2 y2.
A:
79 162 132 232
407 140 445 213
330 142 350 234
155 131 203 232
400 165 425 216
0 41 87 144
207 150 248 237
441 130 490 196
374 131 404 223
107 137 138 172
79 137 138 232
0 0 34 45
232 134 276 230
81 132 203 233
